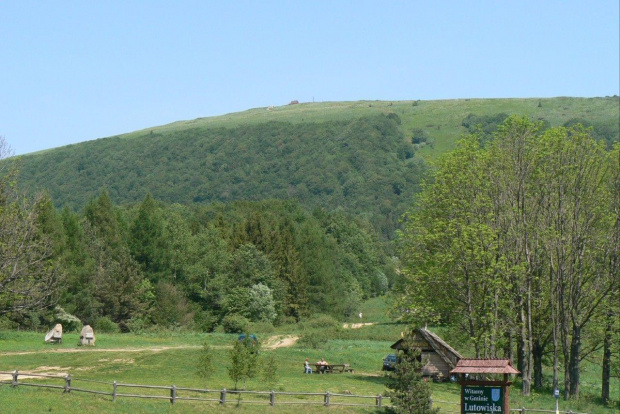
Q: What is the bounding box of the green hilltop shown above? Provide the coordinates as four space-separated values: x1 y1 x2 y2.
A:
14 96 620 238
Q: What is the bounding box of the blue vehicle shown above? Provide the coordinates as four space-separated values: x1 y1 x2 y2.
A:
237 334 259 352
382 354 398 371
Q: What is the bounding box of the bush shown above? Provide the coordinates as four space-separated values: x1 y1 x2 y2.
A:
0 316 17 330
221 314 250 334
125 317 149 334
297 330 330 349
261 352 279 389
249 321 275 334
22 311 43 331
274 315 297 326
196 341 214 382
95 316 120 333
53 306 82 332
194 310 218 332
302 314 341 330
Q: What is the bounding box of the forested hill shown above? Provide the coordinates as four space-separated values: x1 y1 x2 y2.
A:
13 97 620 239
16 114 423 239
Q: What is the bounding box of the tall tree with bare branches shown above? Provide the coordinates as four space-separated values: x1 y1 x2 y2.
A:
0 137 62 316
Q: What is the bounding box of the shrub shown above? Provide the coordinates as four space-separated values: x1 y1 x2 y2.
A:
302 314 340 330
221 314 250 334
194 310 218 332
95 316 120 333
125 317 149 334
23 311 43 331
274 315 297 326
196 341 214 382
297 330 330 349
0 316 17 330
249 321 275 334
53 306 82 332
261 352 279 389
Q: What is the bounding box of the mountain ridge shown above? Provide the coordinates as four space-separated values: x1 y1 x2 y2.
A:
12 97 619 239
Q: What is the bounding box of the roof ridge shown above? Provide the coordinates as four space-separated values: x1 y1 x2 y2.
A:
419 328 464 360
417 328 462 368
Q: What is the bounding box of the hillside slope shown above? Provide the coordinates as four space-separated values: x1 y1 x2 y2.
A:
13 97 619 238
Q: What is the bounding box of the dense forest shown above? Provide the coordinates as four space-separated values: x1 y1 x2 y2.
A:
1 98 618 403
16 114 424 240
1 188 395 332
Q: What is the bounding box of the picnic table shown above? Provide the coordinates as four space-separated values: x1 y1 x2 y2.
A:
313 363 354 374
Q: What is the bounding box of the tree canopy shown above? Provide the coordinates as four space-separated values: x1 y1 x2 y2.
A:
396 116 619 399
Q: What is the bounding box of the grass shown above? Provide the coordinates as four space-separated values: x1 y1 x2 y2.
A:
0 297 618 413
118 96 619 162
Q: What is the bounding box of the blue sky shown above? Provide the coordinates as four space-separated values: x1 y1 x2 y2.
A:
1 1 618 155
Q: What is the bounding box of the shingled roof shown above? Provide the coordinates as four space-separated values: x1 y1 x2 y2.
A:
450 358 520 375
391 328 463 370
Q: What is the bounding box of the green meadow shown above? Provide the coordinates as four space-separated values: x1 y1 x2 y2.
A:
0 298 616 413
120 96 619 160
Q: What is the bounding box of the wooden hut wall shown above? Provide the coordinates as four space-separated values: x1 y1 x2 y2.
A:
421 352 451 378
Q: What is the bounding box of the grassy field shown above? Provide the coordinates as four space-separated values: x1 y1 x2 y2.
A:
0 298 617 413
119 96 619 161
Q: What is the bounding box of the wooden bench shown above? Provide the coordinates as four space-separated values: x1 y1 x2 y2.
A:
313 364 352 374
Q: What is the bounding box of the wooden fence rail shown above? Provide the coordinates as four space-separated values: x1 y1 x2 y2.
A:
0 370 591 413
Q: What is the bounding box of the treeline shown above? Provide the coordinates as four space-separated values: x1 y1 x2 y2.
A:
16 114 425 240
396 116 619 403
1 182 397 333
462 112 619 148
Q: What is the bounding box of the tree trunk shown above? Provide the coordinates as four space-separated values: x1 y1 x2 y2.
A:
568 325 581 397
552 314 559 392
516 336 524 374
556 259 571 400
532 339 544 389
601 313 612 405
519 304 531 395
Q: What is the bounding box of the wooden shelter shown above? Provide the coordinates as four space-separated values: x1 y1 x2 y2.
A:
390 328 463 381
451 358 520 377
450 359 520 414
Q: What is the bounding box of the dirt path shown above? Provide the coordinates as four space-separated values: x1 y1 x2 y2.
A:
0 345 202 357
0 334 300 358
262 335 299 349
342 322 375 329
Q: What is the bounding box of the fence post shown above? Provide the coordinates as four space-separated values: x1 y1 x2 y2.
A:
429 396 433 410
270 390 275 406
376 394 383 407
220 388 227 405
170 384 176 404
521 407 526 414
11 370 18 388
112 381 117 402
324 391 330 406
64 374 72 393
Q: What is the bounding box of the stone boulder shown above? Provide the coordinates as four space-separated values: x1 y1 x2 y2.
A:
44 323 63 344
79 325 96 346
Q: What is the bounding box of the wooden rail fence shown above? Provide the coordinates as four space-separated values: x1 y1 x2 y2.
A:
0 370 591 413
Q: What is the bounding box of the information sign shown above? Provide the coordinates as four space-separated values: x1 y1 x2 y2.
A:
463 385 504 413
